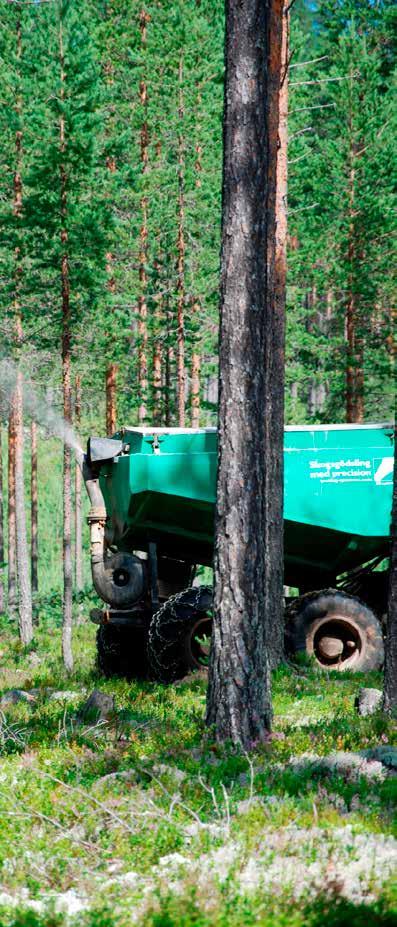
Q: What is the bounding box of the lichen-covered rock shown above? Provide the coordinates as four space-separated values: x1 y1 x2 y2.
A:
0 689 37 706
152 763 186 784
362 745 397 771
49 690 81 702
289 750 385 781
355 687 382 717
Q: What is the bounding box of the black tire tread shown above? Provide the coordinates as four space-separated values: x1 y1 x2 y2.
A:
147 585 213 683
96 624 148 679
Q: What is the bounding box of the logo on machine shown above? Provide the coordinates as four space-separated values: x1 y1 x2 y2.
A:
309 456 394 485
373 457 394 485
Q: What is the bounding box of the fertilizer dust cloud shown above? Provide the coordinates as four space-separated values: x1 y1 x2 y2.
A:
0 360 83 455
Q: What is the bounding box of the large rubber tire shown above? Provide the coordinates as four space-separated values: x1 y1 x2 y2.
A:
148 586 213 683
96 625 148 679
286 590 384 672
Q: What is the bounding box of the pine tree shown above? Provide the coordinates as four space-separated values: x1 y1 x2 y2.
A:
207 0 284 746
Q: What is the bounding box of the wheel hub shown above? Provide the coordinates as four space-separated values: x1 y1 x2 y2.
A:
187 616 212 668
311 616 362 668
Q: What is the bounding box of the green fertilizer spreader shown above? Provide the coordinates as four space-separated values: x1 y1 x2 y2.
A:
81 423 393 680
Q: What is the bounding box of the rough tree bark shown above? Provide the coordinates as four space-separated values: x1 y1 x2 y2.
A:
30 421 38 594
7 413 17 614
176 56 186 426
60 14 73 672
383 424 397 714
206 0 284 746
74 376 83 592
12 17 33 644
137 9 150 425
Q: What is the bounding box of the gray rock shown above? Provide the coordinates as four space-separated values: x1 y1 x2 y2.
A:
77 690 115 723
355 687 382 717
290 750 385 781
27 652 42 668
152 763 186 784
0 689 37 706
362 745 397 771
236 797 264 815
49 690 80 702
92 770 138 791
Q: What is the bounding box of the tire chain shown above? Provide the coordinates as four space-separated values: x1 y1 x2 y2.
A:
147 585 213 683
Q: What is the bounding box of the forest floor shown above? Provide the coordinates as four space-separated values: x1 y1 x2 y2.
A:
0 601 396 927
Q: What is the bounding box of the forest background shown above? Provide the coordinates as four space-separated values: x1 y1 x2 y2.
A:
0 0 395 602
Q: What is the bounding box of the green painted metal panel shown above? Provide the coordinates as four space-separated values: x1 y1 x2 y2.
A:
100 424 394 576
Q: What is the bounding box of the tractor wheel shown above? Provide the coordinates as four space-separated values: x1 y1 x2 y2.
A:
148 586 213 683
286 590 384 672
96 624 148 679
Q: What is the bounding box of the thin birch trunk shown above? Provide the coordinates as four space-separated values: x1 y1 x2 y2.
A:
7 413 16 614
30 421 38 595
12 17 32 644
14 367 32 644
60 14 73 672
176 56 186 426
74 376 83 592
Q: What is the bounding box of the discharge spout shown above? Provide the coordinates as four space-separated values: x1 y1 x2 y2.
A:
78 446 146 609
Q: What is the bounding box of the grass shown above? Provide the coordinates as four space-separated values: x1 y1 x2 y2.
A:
0 606 396 926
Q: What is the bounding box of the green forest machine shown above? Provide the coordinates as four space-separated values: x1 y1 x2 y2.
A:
81 423 393 680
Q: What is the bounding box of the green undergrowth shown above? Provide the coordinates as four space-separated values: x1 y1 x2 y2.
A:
0 617 395 925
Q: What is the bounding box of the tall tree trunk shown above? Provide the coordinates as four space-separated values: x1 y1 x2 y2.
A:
152 258 163 426
138 9 150 425
106 364 117 436
30 421 38 595
0 426 4 614
74 375 83 592
191 299 201 428
345 74 364 424
165 289 174 426
190 97 202 429
14 367 32 644
12 17 33 644
176 56 186 426
7 413 16 614
104 52 118 440
60 16 73 673
105 234 117 433
383 424 397 713
207 0 284 746
266 0 288 665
